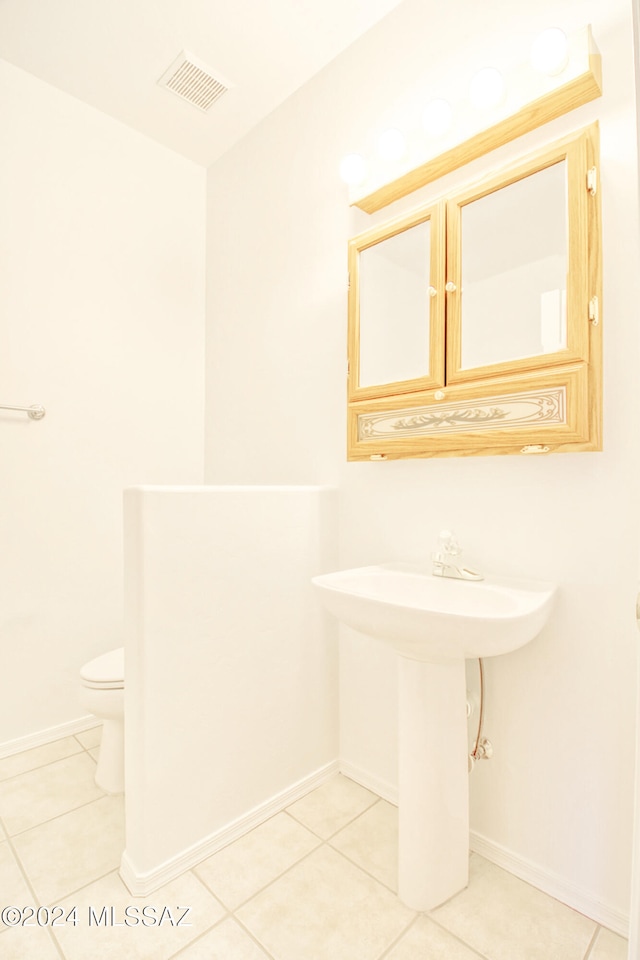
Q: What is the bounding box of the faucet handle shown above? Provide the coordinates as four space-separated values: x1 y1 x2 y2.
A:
437 529 461 557
432 530 484 581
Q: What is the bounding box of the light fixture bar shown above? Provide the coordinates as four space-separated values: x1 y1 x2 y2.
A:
351 25 601 215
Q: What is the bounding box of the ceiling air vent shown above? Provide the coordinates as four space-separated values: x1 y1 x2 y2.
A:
158 51 231 112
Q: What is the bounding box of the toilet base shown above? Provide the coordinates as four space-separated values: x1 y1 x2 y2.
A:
95 717 124 794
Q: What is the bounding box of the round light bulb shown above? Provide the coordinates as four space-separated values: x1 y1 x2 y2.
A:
530 28 569 76
422 99 453 137
469 67 506 110
339 153 367 186
377 128 406 162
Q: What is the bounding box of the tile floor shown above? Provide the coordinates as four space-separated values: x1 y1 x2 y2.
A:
0 728 630 960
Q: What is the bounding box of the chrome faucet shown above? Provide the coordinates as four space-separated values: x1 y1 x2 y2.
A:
432 530 484 581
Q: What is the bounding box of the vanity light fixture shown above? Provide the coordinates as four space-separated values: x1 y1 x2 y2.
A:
469 67 506 110
377 127 407 161
344 24 601 214
530 28 570 76
339 153 368 186
422 99 453 137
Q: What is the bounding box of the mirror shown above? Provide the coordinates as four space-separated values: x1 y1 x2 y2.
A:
459 161 568 370
358 220 432 387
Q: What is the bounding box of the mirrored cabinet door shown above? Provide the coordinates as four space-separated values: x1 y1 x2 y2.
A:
346 124 601 461
445 135 591 384
348 202 445 401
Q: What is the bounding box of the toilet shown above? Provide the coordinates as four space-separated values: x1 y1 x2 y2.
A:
79 647 125 794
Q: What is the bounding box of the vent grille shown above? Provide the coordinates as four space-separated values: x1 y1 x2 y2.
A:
158 51 230 111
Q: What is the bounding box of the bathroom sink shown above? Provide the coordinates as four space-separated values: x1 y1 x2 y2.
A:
312 560 557 912
312 562 556 662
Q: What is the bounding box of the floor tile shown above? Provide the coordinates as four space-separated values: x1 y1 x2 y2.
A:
0 752 105 835
431 854 597 960
194 811 320 909
75 726 102 750
590 927 629 960
0 840 33 933
330 798 397 890
12 794 124 904
237 844 414 960
385 916 485 959
285 774 379 839
52 869 225 960
89 747 100 763
0 737 83 782
0 923 61 959
169 917 271 959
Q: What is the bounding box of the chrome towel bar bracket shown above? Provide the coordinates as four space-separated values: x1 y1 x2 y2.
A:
0 403 46 420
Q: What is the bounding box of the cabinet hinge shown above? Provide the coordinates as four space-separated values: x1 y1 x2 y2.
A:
588 295 599 326
587 167 597 196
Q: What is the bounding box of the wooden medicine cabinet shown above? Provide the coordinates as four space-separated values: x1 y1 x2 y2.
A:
347 123 602 461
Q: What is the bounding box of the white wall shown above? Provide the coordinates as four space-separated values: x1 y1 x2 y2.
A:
122 486 338 889
0 60 206 748
205 0 640 927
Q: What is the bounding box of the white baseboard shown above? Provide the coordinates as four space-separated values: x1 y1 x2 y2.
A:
470 830 629 938
337 760 628 938
120 759 340 897
338 759 398 805
0 715 101 759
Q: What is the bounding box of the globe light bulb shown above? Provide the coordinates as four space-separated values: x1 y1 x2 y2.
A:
469 67 506 110
422 99 453 137
377 128 406 162
339 153 367 186
530 28 569 76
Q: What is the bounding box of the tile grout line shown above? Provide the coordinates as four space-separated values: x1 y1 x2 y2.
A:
193 796 391 920
193 836 324 915
374 913 423 960
283 792 382 843
582 925 600 960
1 786 115 841
163 910 230 960
426 913 494 959
194 793 494 960
0 811 67 960
161 872 233 960
72 732 101 765
163 904 279 960
164 867 280 960
44 865 125 911
0 743 88 785
327 838 403 897
228 913 280 960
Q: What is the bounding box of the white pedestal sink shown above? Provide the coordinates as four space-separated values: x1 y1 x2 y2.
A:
312 562 556 911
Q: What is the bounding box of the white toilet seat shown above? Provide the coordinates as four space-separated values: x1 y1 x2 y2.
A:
80 648 124 690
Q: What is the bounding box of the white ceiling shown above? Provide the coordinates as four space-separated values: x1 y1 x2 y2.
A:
0 0 406 167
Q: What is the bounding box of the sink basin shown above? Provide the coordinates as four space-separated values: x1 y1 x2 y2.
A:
312 560 556 912
312 562 556 662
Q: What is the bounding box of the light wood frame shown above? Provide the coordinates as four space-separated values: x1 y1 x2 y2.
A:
347 201 446 402
445 129 593 385
347 123 602 461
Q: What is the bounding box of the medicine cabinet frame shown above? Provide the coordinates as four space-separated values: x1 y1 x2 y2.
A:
346 122 602 462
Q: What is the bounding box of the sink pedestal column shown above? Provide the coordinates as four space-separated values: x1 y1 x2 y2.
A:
397 656 469 911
